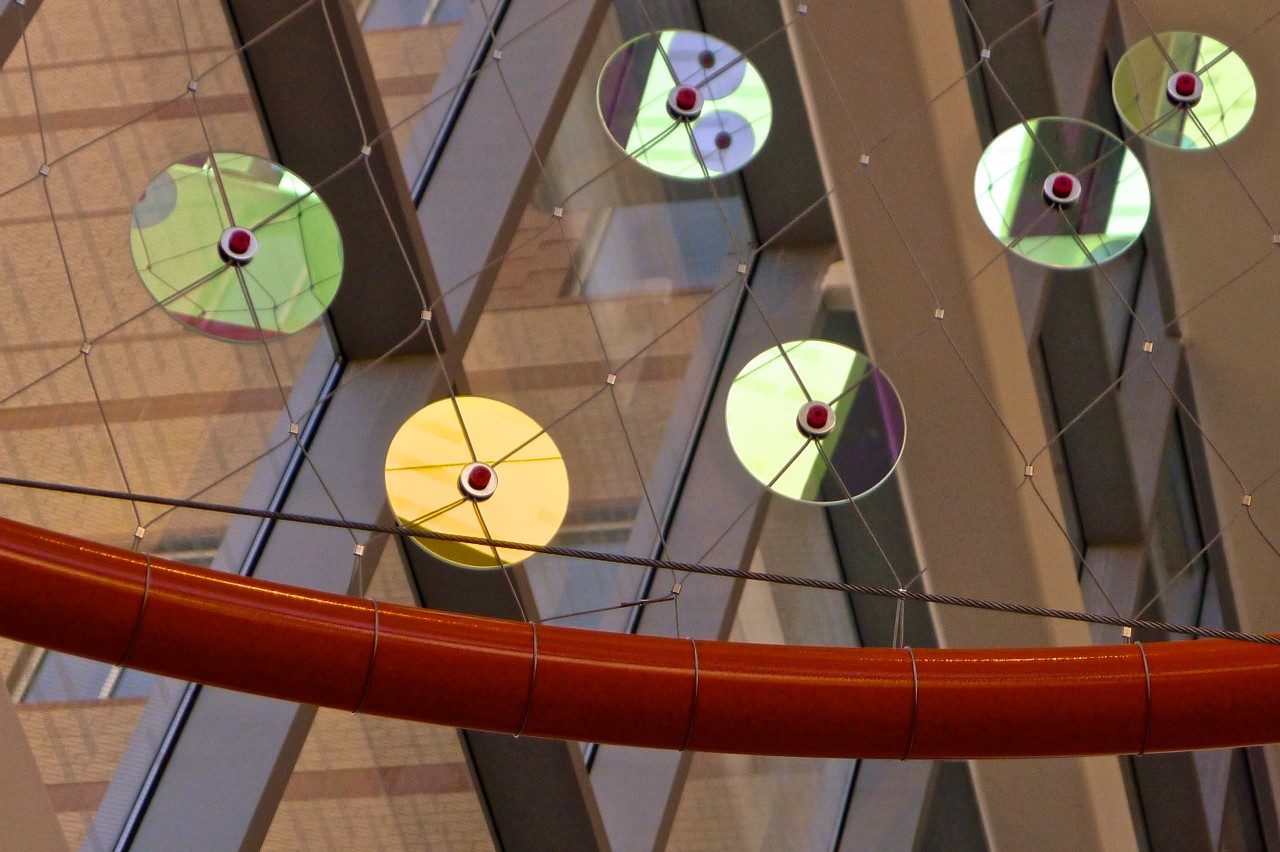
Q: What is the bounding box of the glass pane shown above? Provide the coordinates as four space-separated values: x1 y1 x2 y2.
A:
667 499 856 850
260 541 494 851
0 0 333 845
459 3 755 629
357 0 485 181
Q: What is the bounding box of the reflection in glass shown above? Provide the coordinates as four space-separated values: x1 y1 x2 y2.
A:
597 29 772 179
974 117 1151 269
385 397 569 568
1113 32 1255 150
726 340 905 504
130 152 343 342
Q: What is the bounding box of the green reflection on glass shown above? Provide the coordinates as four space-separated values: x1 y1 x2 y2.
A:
726 340 905 504
973 117 1151 269
130 152 343 342
597 30 772 179
1113 32 1255 150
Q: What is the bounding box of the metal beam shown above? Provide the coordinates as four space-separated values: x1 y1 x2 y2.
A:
783 1 1138 848
1111 0 1280 841
123 357 439 851
397 0 619 848
224 0 447 358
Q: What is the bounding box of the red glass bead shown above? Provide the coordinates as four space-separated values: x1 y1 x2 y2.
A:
1174 73 1197 98
228 229 253 254
1051 175 1075 199
467 465 493 491
806 405 830 430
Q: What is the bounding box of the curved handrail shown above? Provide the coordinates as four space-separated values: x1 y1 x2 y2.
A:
2 516 1278 758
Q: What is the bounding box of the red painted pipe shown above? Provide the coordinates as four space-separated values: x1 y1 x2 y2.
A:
1 516 1278 758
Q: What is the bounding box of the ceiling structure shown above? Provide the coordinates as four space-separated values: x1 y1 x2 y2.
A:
0 0 1277 850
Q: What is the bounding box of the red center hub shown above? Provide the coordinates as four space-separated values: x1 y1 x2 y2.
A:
798 401 836 438
1043 171 1080 207
467 465 493 491
218 226 258 265
459 462 498 500
227 228 253 255
1174 72 1197 97
675 86 698 111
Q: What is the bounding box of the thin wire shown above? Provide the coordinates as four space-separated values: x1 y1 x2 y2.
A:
179 15 358 544
635 12 818 407
481 15 698 630
812 440 905 588
1134 507 1243 621
1117 0 1179 74
321 0 370 146
1027 476 1124 619
1196 7 1280 76
1183 107 1275 233
473 501 529 623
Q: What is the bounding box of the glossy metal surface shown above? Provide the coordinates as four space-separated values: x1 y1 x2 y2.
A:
0 515 1277 758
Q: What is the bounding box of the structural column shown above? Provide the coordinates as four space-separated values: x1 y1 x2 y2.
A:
1113 2 1280 844
785 1 1137 848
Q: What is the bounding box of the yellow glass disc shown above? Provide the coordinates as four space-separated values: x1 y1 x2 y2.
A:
385 397 569 568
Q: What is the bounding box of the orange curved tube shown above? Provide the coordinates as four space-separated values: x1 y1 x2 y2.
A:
1 516 1279 758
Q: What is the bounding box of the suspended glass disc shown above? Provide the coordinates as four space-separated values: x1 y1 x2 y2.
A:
385 397 569 569
973 117 1151 269
597 29 772 179
1113 32 1255 150
130 152 343 341
726 340 906 504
